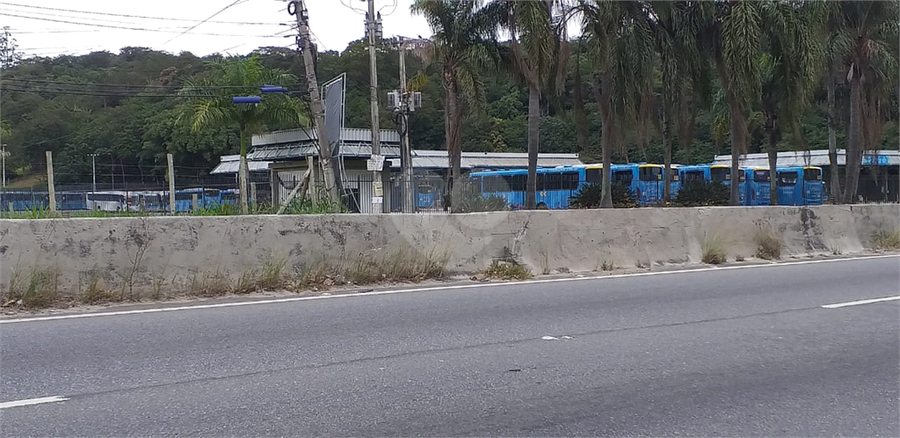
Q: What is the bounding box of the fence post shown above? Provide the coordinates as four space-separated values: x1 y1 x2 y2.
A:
191 193 198 212
46 151 57 213
167 154 176 214
250 182 257 209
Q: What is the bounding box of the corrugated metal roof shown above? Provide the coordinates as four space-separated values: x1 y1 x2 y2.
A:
251 127 400 146
247 143 402 161
209 155 272 174
712 149 899 168
387 151 583 170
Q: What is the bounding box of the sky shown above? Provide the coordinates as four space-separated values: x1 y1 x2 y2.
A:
1 0 434 58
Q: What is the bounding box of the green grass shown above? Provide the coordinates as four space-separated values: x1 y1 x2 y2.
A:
701 235 728 265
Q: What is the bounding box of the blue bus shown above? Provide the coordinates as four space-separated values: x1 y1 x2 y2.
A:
709 164 747 204
166 188 223 212
775 166 824 205
744 167 772 206
469 165 604 210
610 163 675 206
0 191 49 211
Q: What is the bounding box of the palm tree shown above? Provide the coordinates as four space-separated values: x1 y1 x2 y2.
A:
177 54 305 214
503 0 567 209
650 1 710 204
758 1 824 205
695 0 762 206
580 0 656 208
411 0 503 195
827 1 899 204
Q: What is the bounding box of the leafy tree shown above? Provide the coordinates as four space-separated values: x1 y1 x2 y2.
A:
177 54 305 214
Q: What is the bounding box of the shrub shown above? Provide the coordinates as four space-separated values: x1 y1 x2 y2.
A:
569 183 638 209
701 235 728 264
674 182 730 207
755 225 783 260
871 229 900 250
483 261 532 280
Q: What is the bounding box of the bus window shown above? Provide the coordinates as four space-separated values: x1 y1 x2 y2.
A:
504 174 526 191
738 169 746 182
804 168 822 181
683 171 705 183
639 166 662 182
561 172 579 190
710 167 729 183
585 168 603 184
753 170 770 183
777 171 798 186
612 170 633 185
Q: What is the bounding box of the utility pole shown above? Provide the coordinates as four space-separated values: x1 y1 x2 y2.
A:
398 39 413 213
290 0 340 204
88 153 98 193
46 151 56 213
365 0 384 212
1 143 7 189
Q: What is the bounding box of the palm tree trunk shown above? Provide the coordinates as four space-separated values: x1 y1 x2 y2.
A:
843 70 863 204
239 128 249 215
446 72 462 191
767 125 778 206
572 57 590 157
827 74 842 203
716 61 747 206
662 130 672 205
526 82 540 210
595 75 614 209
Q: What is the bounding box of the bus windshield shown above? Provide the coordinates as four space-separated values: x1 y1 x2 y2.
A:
710 167 729 183
804 168 822 181
753 170 770 183
777 172 798 186
639 166 663 182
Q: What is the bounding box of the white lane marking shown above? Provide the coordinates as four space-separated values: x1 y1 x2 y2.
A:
0 396 69 409
1 254 897 324
542 336 558 340
821 295 900 309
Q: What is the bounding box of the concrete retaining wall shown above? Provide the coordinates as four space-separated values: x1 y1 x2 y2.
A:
1 204 897 298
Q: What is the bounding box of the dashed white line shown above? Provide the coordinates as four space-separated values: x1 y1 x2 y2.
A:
821 295 900 309
0 254 896 324
0 396 69 409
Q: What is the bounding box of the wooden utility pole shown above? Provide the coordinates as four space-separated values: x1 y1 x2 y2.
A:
45 151 56 213
366 0 383 212
290 0 340 204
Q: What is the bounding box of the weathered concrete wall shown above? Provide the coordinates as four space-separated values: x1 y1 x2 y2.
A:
1 204 897 297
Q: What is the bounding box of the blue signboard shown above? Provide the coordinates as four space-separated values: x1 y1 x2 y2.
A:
862 155 889 166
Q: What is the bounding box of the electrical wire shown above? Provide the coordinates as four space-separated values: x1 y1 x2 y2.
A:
159 0 248 46
0 1 279 25
0 11 280 38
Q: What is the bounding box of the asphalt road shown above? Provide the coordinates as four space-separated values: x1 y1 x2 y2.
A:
1 256 898 437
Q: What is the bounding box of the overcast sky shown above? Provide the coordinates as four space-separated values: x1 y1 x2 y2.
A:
1 0 433 58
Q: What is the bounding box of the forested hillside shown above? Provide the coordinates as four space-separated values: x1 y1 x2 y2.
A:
0 1 897 192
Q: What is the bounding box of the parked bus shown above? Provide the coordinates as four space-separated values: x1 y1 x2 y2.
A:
709 164 747 204
86 191 129 211
744 168 772 206
775 166 824 205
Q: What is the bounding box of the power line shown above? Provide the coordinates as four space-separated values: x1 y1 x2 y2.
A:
0 11 280 38
159 0 249 46
2 78 302 90
0 2 279 26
